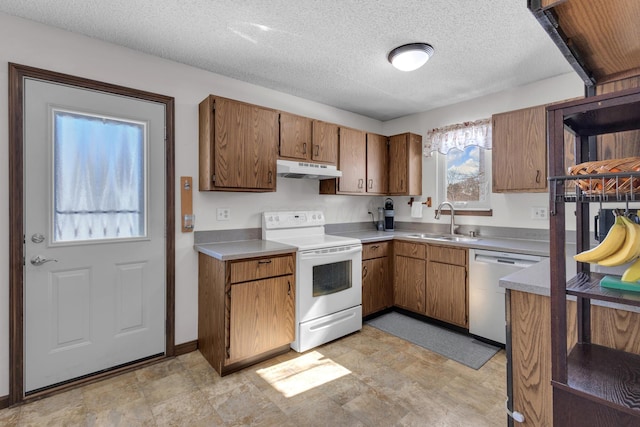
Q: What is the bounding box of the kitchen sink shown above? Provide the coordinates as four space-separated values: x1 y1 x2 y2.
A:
406 233 480 242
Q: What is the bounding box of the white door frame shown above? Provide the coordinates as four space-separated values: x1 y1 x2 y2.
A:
8 63 176 405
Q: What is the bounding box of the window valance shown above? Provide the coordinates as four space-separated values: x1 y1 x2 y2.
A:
424 118 492 156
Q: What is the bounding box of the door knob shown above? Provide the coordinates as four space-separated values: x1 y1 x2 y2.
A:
30 255 58 266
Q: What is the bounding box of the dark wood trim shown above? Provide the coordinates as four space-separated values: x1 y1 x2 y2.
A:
439 209 493 217
8 63 176 405
0 395 8 410
175 340 198 356
527 5 596 87
8 63 25 407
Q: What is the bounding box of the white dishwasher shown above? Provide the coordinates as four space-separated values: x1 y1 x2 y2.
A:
468 249 546 344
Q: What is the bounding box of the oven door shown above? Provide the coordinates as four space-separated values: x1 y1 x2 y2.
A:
297 244 362 323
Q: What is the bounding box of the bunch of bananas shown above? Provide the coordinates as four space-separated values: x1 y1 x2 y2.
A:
574 214 640 282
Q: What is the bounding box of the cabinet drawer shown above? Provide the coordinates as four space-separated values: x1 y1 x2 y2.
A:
394 241 426 259
429 245 467 266
363 241 390 260
230 254 294 283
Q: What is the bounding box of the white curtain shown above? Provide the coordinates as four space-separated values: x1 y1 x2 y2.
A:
54 110 146 242
424 118 492 156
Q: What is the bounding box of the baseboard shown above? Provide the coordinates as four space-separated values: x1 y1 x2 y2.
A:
0 394 9 410
175 340 198 356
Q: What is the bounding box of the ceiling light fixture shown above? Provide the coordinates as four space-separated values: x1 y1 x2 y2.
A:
388 43 435 71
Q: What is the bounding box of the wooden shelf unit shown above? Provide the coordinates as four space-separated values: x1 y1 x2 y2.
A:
547 85 640 423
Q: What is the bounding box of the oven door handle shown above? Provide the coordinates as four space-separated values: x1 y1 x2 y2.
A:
298 245 362 259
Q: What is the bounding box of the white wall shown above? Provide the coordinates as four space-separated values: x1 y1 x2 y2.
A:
382 72 585 229
0 11 585 397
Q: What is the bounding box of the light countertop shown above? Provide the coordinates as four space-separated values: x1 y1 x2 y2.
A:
195 239 296 261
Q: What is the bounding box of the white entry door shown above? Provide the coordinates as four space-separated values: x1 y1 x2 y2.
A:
23 78 166 393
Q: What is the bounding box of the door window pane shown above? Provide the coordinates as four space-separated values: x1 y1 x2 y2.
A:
53 109 146 242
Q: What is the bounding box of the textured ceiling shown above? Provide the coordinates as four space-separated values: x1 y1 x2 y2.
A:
0 0 574 121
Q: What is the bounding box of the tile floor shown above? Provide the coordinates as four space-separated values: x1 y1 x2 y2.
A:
0 325 506 426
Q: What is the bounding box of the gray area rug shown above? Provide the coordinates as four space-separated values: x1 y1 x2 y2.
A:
366 312 500 370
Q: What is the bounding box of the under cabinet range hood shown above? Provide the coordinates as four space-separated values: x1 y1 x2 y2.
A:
276 159 342 179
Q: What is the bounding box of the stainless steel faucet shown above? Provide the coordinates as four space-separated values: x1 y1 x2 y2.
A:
435 201 456 235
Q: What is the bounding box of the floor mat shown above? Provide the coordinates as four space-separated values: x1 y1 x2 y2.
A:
366 312 500 369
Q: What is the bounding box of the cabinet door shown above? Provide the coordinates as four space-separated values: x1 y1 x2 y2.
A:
388 133 422 196
311 120 339 164
279 112 312 161
492 105 546 192
228 276 294 364
426 262 467 327
214 97 278 190
394 255 426 313
337 127 367 193
362 257 390 317
366 133 389 194
596 76 640 160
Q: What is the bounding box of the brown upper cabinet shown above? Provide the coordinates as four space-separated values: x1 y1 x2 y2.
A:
388 133 423 196
492 105 547 193
311 120 339 165
335 127 367 193
199 95 278 192
278 112 313 161
366 133 389 195
319 131 393 195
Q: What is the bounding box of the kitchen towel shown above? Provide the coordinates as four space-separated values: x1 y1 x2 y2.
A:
411 201 423 218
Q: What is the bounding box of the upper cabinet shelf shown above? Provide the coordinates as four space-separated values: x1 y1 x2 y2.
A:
529 0 640 85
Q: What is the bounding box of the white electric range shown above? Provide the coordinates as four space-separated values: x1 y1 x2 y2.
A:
262 211 362 352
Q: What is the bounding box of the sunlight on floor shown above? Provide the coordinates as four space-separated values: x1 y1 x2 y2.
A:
256 350 351 398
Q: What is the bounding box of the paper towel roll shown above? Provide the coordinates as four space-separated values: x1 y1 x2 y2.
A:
411 201 423 218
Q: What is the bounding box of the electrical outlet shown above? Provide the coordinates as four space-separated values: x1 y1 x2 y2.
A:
217 208 230 221
531 207 548 220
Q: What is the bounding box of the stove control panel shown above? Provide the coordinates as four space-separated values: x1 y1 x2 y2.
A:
262 211 325 229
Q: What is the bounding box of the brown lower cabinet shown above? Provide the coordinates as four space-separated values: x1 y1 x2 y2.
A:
508 289 640 426
391 240 468 326
362 242 392 316
198 252 295 375
393 241 426 313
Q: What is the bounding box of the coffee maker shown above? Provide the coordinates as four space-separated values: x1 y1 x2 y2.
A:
384 198 395 231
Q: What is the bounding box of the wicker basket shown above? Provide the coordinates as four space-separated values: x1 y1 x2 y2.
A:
568 157 640 195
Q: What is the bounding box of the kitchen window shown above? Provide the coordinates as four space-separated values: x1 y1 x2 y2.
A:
426 119 492 212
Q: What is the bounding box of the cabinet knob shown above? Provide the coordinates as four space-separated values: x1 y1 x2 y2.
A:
368 179 373 189
314 145 320 156
268 171 273 184
302 142 307 155
287 280 292 296
358 179 364 189
535 169 541 184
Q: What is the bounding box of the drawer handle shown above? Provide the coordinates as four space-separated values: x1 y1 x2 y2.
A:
302 142 307 155
258 260 272 265
288 280 291 296
314 144 320 157
371 245 379 250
